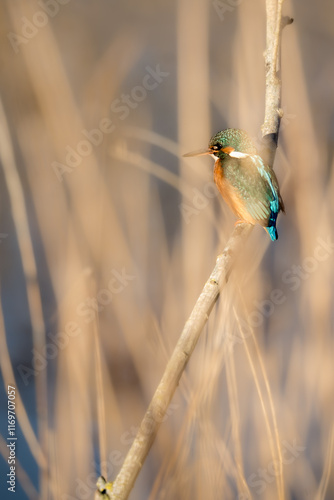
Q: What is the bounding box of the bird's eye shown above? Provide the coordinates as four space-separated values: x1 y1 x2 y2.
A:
211 144 220 151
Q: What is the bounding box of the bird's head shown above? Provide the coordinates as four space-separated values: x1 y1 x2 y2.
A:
184 128 257 160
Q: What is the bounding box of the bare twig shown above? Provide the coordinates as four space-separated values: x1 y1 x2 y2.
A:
261 0 293 167
104 223 252 500
95 1 291 498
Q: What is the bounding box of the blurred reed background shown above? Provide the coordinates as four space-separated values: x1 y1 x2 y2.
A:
0 0 333 499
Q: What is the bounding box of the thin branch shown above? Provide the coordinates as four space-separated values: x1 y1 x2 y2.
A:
262 0 283 148
96 223 252 500
95 1 291 498
261 0 293 167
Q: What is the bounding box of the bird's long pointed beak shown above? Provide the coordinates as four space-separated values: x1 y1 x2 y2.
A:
183 148 212 158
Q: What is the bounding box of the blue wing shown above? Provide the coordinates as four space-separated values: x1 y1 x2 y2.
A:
250 155 282 239
219 154 284 240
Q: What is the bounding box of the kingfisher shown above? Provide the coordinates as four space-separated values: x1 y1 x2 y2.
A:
184 128 285 241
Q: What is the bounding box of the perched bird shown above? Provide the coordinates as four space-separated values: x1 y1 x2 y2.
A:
184 128 285 241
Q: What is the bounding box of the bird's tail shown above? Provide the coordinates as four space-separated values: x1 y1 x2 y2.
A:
266 206 279 241
265 226 278 241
